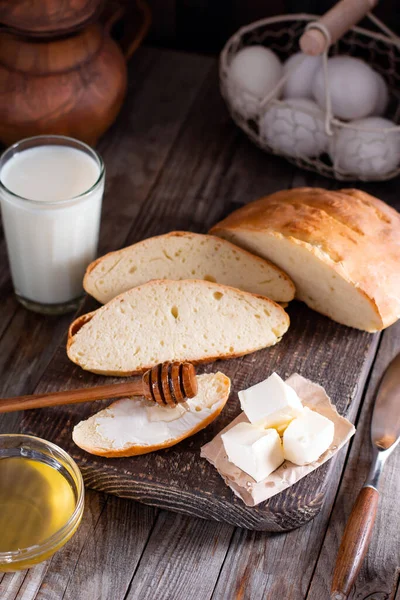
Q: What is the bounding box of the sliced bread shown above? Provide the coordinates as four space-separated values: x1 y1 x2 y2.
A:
72 372 231 457
67 279 290 376
83 231 295 304
211 188 400 332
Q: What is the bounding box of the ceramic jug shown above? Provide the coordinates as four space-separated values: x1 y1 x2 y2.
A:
0 0 151 145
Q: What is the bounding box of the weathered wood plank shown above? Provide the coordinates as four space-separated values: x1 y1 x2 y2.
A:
58 498 156 600
0 311 72 434
31 490 108 600
208 446 349 600
0 491 107 600
119 64 240 240
125 512 234 600
0 563 49 600
306 321 400 600
0 493 156 600
125 100 297 239
96 47 213 250
132 461 352 600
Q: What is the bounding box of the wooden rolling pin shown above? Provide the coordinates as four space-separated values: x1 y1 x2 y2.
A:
0 362 198 413
300 0 379 56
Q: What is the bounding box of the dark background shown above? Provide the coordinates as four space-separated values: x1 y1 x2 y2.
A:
146 0 400 54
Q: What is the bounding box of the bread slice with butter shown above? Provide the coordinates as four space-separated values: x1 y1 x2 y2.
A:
72 372 230 457
211 188 400 332
67 279 290 376
83 231 295 304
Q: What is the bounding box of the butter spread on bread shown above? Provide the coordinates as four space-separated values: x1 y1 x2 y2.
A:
211 187 400 331
72 372 230 457
83 231 295 304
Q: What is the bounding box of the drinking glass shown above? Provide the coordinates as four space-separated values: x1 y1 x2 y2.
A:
0 135 105 315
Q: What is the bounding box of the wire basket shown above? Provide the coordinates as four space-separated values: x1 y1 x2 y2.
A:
220 13 400 181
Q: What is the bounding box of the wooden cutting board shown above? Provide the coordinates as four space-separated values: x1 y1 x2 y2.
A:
9 297 377 532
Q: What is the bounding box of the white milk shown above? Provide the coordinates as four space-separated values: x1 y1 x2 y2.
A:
0 144 104 307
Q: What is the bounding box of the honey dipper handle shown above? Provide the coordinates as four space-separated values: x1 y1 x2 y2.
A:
0 380 144 413
300 0 378 55
331 486 379 598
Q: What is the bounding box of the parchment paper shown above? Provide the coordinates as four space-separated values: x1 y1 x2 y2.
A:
200 374 355 507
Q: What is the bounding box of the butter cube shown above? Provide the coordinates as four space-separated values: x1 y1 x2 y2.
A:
221 422 284 482
283 407 334 465
238 373 303 430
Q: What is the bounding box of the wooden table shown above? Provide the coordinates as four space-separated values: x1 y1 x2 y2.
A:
0 47 399 600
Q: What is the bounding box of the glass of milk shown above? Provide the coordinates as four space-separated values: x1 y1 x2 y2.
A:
0 136 104 314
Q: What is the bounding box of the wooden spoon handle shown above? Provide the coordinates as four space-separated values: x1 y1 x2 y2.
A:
0 380 144 413
331 486 379 599
300 0 378 55
0 362 198 412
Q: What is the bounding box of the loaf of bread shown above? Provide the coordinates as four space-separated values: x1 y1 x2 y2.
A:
83 231 295 304
67 279 289 375
211 188 400 332
73 372 231 457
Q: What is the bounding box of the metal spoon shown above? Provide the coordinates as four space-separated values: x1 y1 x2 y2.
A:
331 352 400 599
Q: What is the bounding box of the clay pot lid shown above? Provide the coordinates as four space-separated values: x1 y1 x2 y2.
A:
0 0 104 37
0 24 104 75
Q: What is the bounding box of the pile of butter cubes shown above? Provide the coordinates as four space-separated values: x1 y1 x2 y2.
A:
221 373 335 483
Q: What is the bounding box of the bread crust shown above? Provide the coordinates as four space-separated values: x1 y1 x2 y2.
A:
73 390 230 457
67 278 290 375
67 311 96 355
83 230 295 301
66 346 279 377
211 188 400 331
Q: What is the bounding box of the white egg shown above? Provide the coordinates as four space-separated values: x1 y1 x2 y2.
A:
260 98 330 158
282 52 322 99
330 117 400 177
227 46 283 119
373 71 389 116
312 56 379 120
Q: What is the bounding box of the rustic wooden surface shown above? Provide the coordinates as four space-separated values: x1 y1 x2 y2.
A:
1 45 380 531
0 47 399 598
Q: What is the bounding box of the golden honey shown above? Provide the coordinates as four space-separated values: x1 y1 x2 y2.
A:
0 434 84 571
0 457 76 552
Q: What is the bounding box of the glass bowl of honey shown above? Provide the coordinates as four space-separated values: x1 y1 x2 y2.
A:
0 434 84 571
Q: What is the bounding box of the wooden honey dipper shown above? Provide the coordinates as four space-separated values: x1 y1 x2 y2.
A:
0 362 198 413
